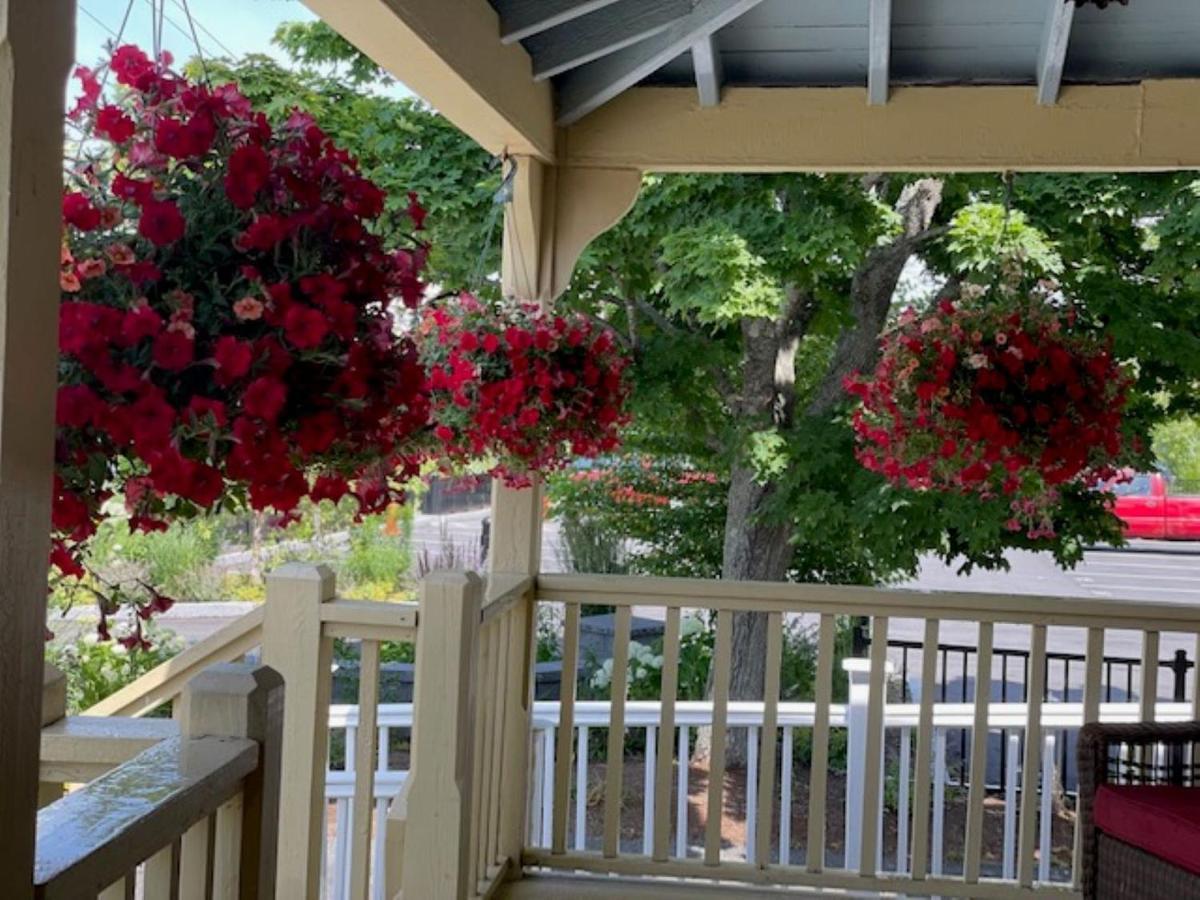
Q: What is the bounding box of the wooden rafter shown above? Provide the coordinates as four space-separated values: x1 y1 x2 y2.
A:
1037 0 1077 105
303 0 555 160
554 0 765 126
867 0 891 106
525 0 691 82
495 0 624 44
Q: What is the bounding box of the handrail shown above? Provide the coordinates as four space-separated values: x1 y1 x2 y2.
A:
40 715 177 784
320 597 418 641
481 573 535 624
85 605 265 717
536 572 1200 631
35 735 257 899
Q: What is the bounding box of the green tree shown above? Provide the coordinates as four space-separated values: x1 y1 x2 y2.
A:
219 26 1200 763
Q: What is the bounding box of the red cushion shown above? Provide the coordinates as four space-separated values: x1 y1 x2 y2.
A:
1095 784 1200 875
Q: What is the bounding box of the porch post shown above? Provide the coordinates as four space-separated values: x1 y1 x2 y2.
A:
493 156 549 870
261 563 335 900
0 1 74 895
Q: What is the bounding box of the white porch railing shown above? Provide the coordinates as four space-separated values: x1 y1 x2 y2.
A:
322 695 1197 897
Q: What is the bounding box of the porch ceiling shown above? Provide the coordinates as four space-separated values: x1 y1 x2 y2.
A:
494 0 1200 124
306 0 1200 171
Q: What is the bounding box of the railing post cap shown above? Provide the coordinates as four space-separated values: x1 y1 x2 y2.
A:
264 562 336 603
185 662 283 700
422 569 484 590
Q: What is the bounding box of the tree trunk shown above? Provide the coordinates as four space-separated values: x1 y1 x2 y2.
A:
695 179 946 770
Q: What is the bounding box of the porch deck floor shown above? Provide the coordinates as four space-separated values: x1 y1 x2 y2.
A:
498 873 877 898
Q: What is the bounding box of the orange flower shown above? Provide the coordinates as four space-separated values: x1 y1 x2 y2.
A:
76 258 107 279
105 243 135 265
233 296 264 321
59 270 81 292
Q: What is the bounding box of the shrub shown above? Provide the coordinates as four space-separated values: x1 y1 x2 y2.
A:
46 628 183 714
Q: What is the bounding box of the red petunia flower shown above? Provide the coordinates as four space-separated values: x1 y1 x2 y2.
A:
212 336 253 385
243 376 287 422
283 304 329 350
138 199 185 246
151 330 193 371
63 192 101 231
112 173 154 204
96 106 136 143
119 305 163 346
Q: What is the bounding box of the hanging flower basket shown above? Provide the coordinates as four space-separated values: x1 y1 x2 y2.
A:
845 284 1134 538
56 46 429 628
418 294 630 485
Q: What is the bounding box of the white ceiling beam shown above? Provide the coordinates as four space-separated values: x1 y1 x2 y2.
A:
495 0 624 44
555 0 765 126
526 0 691 82
867 0 891 106
692 34 723 107
1037 0 1076 105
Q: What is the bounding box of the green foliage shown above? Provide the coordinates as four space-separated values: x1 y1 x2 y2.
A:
90 518 221 599
1154 416 1200 490
547 459 726 579
46 629 182 714
944 202 1062 276
203 28 1200 593
341 507 413 598
557 510 629 575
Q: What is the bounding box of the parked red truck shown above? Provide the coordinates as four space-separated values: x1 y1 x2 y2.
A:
1109 472 1200 540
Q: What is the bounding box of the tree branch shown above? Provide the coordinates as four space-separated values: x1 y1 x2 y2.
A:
806 178 946 416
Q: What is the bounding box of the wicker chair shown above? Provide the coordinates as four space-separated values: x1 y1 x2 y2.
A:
1077 721 1200 900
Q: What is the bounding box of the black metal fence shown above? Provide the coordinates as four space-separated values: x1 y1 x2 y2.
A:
881 634 1194 793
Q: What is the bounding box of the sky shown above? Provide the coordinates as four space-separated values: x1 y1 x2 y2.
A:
74 0 316 69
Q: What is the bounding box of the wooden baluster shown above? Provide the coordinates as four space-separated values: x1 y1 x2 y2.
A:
552 603 581 854
262 563 335 900
910 619 939 880
897 726 911 874
704 608 733 867
142 842 179 900
576 726 589 850
212 795 244 900
469 624 490 874
603 605 632 858
98 876 130 900
1138 630 1160 777
806 613 836 873
178 817 212 900
1018 624 1047 887
652 607 681 861
401 572 483 900
964 621 994 883
1072 626 1104 888
755 611 783 869
477 621 497 876
486 615 511 870
858 616 889 876
349 640 381 900
497 587 536 864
